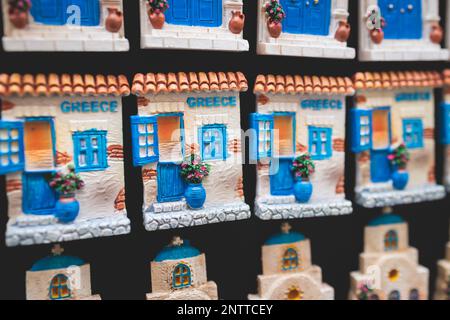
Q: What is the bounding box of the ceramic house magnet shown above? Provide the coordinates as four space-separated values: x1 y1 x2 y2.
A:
131 72 251 231
351 71 445 208
26 245 100 300
349 210 429 300
252 74 353 220
248 223 334 300
256 0 355 59
358 0 447 61
1 0 129 51
441 70 450 191
434 225 450 300
139 0 249 51
147 237 218 300
0 73 131 247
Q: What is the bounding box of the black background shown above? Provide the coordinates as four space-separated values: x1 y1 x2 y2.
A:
0 1 449 300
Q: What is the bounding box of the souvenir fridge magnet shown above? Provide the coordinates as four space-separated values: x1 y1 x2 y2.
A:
131 72 251 231
248 223 334 300
26 245 101 300
139 0 249 51
351 71 445 208
1 0 129 51
349 208 429 300
257 0 355 59
251 74 353 220
147 236 218 300
434 224 450 300
0 74 131 247
358 1 447 61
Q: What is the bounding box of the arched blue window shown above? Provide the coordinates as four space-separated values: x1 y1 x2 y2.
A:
172 263 191 289
384 230 398 251
282 248 299 271
30 0 101 26
166 0 222 27
49 274 71 300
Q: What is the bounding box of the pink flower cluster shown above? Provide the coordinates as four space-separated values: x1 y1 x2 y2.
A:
181 154 211 184
265 0 286 23
8 0 31 13
147 0 169 14
49 165 85 196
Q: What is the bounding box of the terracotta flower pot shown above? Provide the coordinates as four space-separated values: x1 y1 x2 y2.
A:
9 9 28 29
370 28 384 44
430 24 443 44
229 11 245 34
267 20 282 38
335 20 351 42
105 7 123 33
148 11 165 29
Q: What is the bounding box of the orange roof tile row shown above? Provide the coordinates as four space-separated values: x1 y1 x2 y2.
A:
0 74 130 97
353 71 442 90
253 74 355 95
443 69 450 87
131 72 248 95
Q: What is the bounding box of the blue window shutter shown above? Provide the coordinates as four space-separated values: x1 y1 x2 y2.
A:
351 109 373 153
308 127 332 160
441 103 450 145
72 130 107 171
302 0 330 35
194 0 221 27
131 115 159 166
281 0 302 34
0 120 25 175
249 113 274 161
157 162 185 202
67 0 101 26
166 0 192 25
30 0 65 25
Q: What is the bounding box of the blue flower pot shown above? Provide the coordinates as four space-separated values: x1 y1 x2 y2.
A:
185 183 206 209
55 196 80 223
293 179 313 203
392 170 409 190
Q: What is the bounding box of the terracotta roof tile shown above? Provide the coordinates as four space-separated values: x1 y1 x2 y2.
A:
254 74 354 95
0 74 130 97
354 71 442 90
443 69 450 86
131 72 248 95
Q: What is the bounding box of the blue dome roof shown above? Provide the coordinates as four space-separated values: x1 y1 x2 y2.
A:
31 255 85 272
265 232 306 246
154 240 201 262
368 214 404 227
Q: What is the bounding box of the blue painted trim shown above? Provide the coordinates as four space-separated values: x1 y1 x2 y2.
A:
172 263 192 289
379 0 422 40
269 157 294 196
22 172 57 215
249 113 274 160
199 124 227 161
281 0 331 36
440 103 450 145
384 229 398 252
350 108 373 153
166 0 222 27
308 126 332 160
72 129 108 172
156 162 185 203
32 255 85 271
49 274 71 300
368 214 404 226
0 120 25 175
154 240 201 261
265 231 306 245
402 118 424 149
131 115 159 166
24 117 57 170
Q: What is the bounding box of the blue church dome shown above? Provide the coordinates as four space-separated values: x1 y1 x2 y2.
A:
31 255 85 272
265 231 306 246
368 214 404 227
154 240 201 262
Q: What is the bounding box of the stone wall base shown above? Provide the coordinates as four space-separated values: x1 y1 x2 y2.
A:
3 37 129 51
257 42 355 59
359 48 448 61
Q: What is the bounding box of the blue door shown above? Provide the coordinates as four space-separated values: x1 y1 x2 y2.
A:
281 0 330 35
23 172 57 215
31 0 100 26
157 163 185 202
166 0 221 27
270 158 294 196
379 0 422 39
370 150 391 182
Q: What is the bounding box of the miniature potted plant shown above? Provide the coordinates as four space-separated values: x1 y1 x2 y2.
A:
181 154 210 209
147 0 169 29
49 164 85 223
105 7 124 33
8 0 31 29
264 0 285 38
291 154 315 203
357 283 377 300
388 143 410 190
229 11 245 35
365 7 385 44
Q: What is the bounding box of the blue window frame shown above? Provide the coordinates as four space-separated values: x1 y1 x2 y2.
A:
249 113 273 160
172 263 191 289
131 115 159 166
384 230 398 251
350 109 373 153
49 274 71 300
73 130 107 172
30 0 101 26
199 125 227 160
166 0 222 27
0 121 24 175
441 103 450 144
282 248 298 271
403 118 423 149
308 127 332 160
